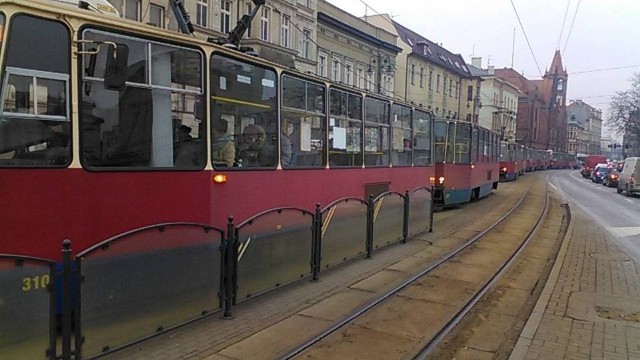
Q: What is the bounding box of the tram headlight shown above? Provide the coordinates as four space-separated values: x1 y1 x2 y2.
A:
501 167 507 172
438 176 445 185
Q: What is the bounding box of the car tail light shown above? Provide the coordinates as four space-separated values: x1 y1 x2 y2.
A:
595 172 600 176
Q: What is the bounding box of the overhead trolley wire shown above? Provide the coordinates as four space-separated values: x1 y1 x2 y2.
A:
562 0 581 55
510 0 543 77
556 0 572 50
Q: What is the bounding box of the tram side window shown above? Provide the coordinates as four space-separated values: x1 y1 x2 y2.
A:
211 54 277 169
0 15 70 167
390 104 412 167
471 126 478 163
445 122 455 163
79 30 204 169
329 88 362 167
455 123 471 164
433 120 446 163
364 97 390 167
479 130 486 163
412 110 431 166
280 74 326 168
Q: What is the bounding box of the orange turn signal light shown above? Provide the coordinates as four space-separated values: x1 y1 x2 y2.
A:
213 174 227 184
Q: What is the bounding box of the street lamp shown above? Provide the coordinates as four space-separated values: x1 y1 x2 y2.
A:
367 54 395 95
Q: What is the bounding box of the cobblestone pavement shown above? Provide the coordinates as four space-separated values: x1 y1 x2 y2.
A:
510 204 640 360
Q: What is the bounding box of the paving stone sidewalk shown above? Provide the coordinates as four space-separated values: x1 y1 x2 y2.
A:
510 204 640 360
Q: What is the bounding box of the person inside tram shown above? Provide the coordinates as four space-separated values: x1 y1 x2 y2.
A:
280 119 296 167
211 118 235 167
174 125 200 167
238 124 274 167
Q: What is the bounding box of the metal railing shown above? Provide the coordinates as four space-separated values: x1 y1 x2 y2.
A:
0 187 432 359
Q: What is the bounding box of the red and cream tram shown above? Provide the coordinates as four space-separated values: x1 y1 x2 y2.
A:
432 119 500 207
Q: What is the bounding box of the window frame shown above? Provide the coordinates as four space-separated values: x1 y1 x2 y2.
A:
260 7 270 41
220 0 232 34
149 4 165 28
210 52 278 170
390 103 413 167
280 14 289 48
280 73 327 169
328 86 363 168
78 28 206 171
363 96 390 167
196 0 208 27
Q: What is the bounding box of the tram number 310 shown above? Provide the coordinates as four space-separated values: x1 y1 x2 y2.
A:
22 274 50 292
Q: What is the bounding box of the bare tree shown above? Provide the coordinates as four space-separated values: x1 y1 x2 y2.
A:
607 73 640 138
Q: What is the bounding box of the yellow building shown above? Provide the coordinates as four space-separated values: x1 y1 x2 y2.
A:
363 14 481 121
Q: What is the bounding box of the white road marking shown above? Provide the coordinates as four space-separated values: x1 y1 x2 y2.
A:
608 227 640 238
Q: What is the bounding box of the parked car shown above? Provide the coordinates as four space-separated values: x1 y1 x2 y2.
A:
603 168 620 187
591 164 609 183
618 157 640 196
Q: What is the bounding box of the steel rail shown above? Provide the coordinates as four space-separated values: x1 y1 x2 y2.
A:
413 180 549 359
280 185 534 360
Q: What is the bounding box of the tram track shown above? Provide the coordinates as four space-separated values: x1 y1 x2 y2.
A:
101 174 553 360
280 177 549 360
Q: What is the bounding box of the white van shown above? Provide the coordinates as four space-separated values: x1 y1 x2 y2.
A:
617 157 640 196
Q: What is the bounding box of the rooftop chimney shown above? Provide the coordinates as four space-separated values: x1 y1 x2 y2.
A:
471 57 482 68
488 65 495 75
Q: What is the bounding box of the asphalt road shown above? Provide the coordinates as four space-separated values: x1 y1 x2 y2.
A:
548 169 640 262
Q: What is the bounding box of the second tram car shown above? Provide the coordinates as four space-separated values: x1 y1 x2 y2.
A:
433 119 500 207
499 141 519 181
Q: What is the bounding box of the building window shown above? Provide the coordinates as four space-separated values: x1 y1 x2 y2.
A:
125 0 141 21
366 72 373 91
449 79 453 97
557 78 564 91
220 0 231 33
149 4 164 27
467 85 473 101
332 58 340 81
357 68 364 89
196 0 208 27
318 55 326 77
436 74 440 93
428 70 433 90
443 75 447 93
280 14 290 48
345 64 352 85
301 28 311 59
411 64 415 85
245 2 252 37
260 7 270 41
419 67 424 88
455 81 459 98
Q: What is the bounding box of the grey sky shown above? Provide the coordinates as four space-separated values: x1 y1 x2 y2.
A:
326 0 640 137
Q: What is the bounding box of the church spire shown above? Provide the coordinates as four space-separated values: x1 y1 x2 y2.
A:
545 50 567 77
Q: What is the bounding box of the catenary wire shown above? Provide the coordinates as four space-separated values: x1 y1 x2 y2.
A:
556 0 572 50
510 0 543 77
562 0 581 55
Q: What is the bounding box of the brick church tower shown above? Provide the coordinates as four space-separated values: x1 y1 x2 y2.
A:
543 50 568 152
